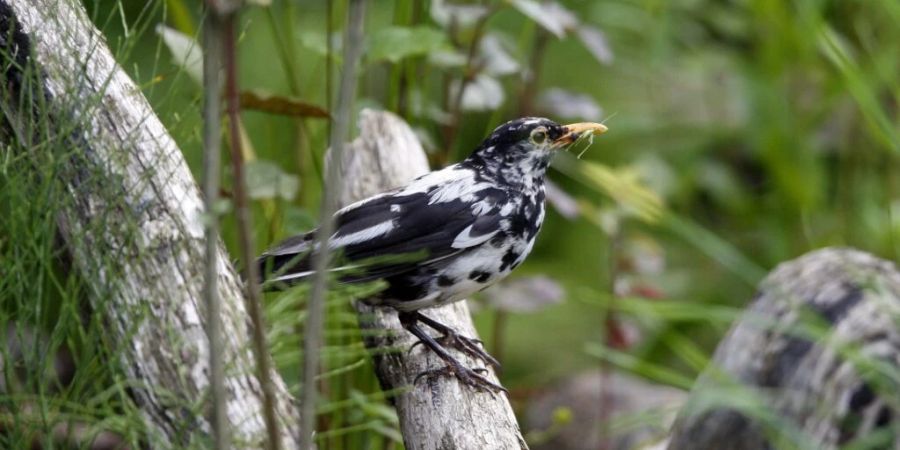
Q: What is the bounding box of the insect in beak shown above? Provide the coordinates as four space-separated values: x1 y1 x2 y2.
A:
552 122 608 148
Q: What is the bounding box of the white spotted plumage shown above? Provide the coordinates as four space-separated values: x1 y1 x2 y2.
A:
257 116 608 393
259 117 570 311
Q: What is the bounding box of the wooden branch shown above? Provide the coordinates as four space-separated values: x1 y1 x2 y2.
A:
0 1 299 447
328 109 528 450
668 248 900 450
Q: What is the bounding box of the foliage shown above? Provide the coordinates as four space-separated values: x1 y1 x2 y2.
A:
0 4 162 446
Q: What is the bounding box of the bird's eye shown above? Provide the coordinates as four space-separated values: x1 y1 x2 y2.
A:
530 128 548 145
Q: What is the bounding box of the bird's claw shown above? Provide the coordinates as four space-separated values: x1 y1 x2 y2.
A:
407 332 500 368
400 312 505 393
439 332 501 368
413 364 507 394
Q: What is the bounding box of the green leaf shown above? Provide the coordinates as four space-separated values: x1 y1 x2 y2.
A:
369 422 404 442
453 74 505 111
509 0 568 38
155 24 203 85
298 32 342 63
661 214 767 286
574 159 665 223
818 25 900 155
584 343 695 389
350 390 400 424
368 26 447 63
283 205 316 234
431 0 489 28
556 154 765 286
478 33 520 76
245 160 299 201
576 26 613 65
538 88 603 121
239 89 330 118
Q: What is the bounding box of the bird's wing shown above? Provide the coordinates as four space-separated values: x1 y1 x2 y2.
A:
259 167 507 286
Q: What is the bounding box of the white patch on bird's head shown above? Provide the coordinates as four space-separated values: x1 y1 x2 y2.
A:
465 117 565 189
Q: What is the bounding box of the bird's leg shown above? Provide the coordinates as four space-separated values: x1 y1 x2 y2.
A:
413 312 501 368
399 312 506 394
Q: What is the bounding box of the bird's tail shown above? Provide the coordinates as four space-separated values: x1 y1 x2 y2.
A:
258 232 433 291
257 230 317 289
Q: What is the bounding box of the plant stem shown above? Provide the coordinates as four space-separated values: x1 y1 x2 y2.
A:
300 1 367 449
201 9 227 450
518 30 549 116
265 7 302 95
441 5 499 164
599 230 622 450
222 13 283 450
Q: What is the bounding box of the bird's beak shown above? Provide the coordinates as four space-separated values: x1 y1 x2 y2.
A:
553 122 608 148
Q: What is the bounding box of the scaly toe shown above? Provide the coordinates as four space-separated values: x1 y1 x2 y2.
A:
413 365 507 394
438 333 502 369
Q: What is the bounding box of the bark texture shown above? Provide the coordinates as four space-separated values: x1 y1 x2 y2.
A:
0 1 299 448
329 109 528 450
668 248 900 450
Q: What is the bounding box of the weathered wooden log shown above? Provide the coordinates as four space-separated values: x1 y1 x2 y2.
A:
668 248 900 450
328 109 528 450
0 1 299 448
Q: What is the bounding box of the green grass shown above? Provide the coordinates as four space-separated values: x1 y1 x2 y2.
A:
0 83 150 449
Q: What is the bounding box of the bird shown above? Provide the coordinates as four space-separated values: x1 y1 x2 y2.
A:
258 117 607 392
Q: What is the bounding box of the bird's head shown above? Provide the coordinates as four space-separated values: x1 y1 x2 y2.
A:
465 117 608 184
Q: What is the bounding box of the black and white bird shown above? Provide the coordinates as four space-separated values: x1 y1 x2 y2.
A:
259 117 607 391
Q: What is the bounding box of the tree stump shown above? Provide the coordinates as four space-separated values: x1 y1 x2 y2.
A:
668 248 900 450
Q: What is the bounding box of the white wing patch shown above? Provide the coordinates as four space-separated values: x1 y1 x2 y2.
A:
330 220 395 247
263 241 307 256
470 199 493 215
398 166 468 196
451 224 499 249
429 179 492 204
269 269 315 283
267 260 374 284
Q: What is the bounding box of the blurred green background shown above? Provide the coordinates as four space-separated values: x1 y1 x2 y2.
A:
12 0 900 447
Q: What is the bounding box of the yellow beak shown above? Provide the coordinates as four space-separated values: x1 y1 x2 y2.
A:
553 122 608 147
